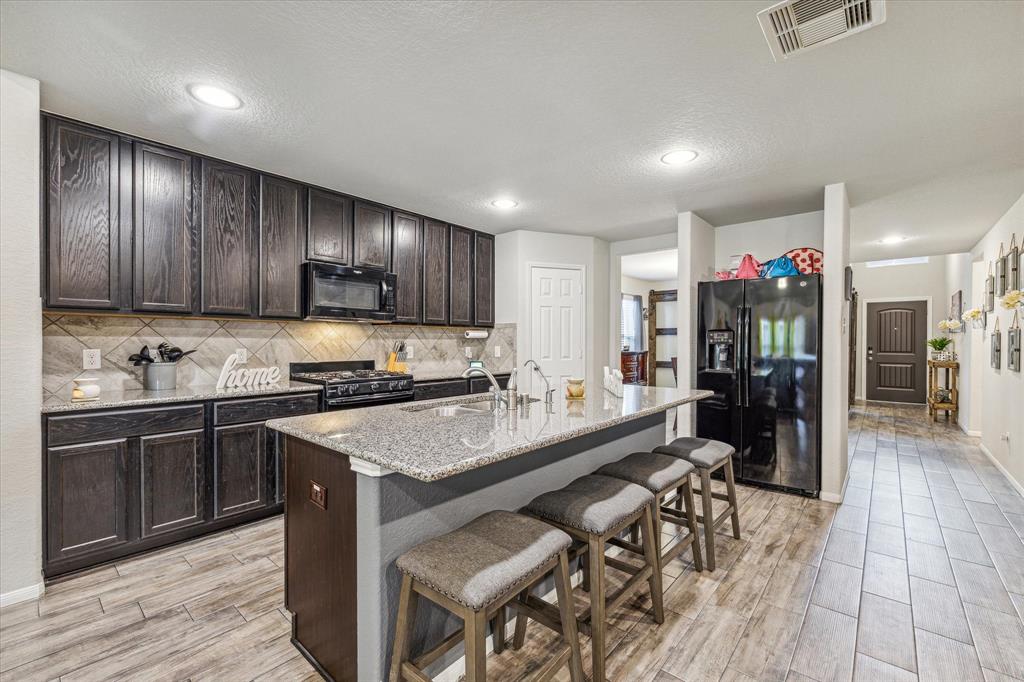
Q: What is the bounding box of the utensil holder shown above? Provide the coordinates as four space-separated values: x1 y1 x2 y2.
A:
143 362 177 390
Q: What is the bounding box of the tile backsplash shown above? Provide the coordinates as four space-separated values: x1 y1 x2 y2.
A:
42 314 516 401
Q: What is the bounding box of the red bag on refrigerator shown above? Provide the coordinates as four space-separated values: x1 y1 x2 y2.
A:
735 254 761 279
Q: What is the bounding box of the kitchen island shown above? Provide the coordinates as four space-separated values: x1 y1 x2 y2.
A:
267 385 712 681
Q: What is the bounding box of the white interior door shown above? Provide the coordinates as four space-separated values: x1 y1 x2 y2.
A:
530 266 585 396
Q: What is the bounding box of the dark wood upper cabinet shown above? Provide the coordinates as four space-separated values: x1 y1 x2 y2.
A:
392 212 422 324
259 176 306 318
353 201 391 270
421 219 450 325
449 226 474 326
132 143 194 313
46 439 129 561
213 422 267 519
139 429 205 538
200 159 256 316
46 119 124 309
307 187 352 265
473 232 495 327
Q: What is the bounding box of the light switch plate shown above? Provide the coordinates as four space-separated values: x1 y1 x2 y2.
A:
82 349 101 370
406 344 414 359
236 348 248 363
494 345 501 358
464 347 473 358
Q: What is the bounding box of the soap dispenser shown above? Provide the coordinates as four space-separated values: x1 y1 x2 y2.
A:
505 368 518 408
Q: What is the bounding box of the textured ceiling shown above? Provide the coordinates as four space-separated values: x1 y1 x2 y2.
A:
622 250 678 281
1 1 1021 260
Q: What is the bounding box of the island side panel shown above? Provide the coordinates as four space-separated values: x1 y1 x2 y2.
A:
355 412 666 680
284 435 358 681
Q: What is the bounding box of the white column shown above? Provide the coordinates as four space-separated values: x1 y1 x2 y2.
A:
677 211 715 436
0 69 44 605
821 183 851 502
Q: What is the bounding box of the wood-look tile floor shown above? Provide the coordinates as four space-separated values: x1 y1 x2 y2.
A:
2 402 1022 681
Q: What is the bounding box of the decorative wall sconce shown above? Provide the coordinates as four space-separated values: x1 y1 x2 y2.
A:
1009 311 1021 373
991 317 1001 369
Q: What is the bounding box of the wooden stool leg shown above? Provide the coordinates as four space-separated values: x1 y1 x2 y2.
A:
629 520 640 545
580 553 591 592
724 458 741 540
674 484 684 511
554 551 585 682
588 535 607 682
512 587 530 649
389 574 418 682
492 604 506 654
464 609 487 682
652 499 663 559
641 506 665 624
699 468 717 571
683 478 704 572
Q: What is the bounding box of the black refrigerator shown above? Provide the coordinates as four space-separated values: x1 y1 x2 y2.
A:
696 274 822 496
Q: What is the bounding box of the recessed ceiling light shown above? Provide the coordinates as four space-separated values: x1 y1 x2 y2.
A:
879 235 908 245
490 198 518 210
187 84 242 110
660 149 699 166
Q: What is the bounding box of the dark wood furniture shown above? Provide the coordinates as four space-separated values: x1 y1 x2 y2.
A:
620 350 648 385
41 113 496 327
449 226 475 326
42 391 319 578
647 289 678 386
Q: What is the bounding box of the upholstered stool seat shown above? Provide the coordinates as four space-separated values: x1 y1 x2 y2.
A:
654 437 734 468
396 510 571 610
520 475 663 681
390 510 584 682
523 474 654 535
652 437 741 571
595 452 703 573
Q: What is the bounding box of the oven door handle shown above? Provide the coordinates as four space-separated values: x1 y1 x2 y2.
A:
324 390 414 408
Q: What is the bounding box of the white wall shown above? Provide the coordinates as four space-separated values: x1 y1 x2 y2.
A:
676 212 715 435
608 233 677 370
0 70 43 605
968 193 1024 488
968 260 987 435
821 184 850 503
713 211 824 271
495 230 609 392
850 257 948 400
944 252 974 432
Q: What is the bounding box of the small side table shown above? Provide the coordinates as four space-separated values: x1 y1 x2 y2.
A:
927 359 959 423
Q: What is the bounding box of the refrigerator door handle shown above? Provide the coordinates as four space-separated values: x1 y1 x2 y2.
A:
735 306 745 406
742 307 752 407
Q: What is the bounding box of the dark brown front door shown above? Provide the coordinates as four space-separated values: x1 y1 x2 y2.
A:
866 300 928 403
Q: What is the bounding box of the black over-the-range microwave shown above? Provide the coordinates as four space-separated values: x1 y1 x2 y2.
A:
304 262 397 321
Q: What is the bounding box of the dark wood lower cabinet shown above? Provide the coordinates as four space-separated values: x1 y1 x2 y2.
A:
46 439 130 562
42 393 319 578
140 429 204 537
214 422 267 518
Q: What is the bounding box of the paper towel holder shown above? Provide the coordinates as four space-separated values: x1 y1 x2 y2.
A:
464 330 489 339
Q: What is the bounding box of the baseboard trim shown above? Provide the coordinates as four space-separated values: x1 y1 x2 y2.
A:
820 466 851 504
0 581 44 608
978 442 1024 496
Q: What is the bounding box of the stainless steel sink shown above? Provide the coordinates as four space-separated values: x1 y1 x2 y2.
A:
421 401 498 417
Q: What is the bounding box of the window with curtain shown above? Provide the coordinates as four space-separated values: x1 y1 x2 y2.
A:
621 294 644 351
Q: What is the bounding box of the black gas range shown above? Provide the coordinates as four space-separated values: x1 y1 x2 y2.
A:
290 361 414 410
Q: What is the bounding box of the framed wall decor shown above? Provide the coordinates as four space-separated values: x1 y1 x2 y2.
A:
1008 234 1019 291
951 290 962 322
985 264 996 311
1011 311 1019 368
991 318 1001 369
996 244 1007 296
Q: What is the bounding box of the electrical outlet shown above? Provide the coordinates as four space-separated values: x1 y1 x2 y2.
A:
464 346 473 359
236 348 248 363
82 349 101 370
494 345 501 358
406 344 414 359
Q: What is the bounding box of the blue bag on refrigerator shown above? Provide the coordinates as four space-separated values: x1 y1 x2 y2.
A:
759 255 801 278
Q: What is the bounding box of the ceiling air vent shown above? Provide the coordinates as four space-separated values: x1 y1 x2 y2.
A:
758 0 886 62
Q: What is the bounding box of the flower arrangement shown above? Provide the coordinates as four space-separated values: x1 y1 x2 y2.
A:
938 318 962 333
962 307 984 330
1001 289 1023 310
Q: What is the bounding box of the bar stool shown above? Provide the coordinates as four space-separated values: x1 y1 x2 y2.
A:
520 475 662 682
389 510 584 682
653 437 740 571
595 451 703 572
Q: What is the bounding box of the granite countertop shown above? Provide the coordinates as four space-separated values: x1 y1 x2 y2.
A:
267 385 713 481
41 381 322 414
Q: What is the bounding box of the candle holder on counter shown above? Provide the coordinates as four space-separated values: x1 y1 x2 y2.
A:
566 377 585 400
